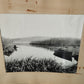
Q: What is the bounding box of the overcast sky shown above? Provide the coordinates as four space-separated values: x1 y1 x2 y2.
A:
0 14 84 39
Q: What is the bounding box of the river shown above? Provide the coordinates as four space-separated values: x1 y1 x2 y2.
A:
4 45 77 69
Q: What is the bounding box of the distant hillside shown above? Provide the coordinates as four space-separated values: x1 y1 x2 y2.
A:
12 37 51 43
1 37 14 47
30 38 80 47
1 36 80 47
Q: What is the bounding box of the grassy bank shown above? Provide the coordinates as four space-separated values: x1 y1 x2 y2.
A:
5 57 77 73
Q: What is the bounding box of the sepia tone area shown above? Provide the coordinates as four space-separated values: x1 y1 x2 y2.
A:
0 0 84 84
0 0 84 14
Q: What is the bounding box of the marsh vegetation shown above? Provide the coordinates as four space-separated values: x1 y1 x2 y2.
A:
5 57 77 73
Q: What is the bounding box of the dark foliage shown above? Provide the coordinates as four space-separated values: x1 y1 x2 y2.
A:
30 38 80 47
5 57 77 73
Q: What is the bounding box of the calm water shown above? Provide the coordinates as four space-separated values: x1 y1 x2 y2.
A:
4 45 77 69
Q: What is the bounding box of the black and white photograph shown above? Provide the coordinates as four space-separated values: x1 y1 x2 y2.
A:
0 14 84 73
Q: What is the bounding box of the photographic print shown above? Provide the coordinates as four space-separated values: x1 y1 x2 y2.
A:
0 14 84 73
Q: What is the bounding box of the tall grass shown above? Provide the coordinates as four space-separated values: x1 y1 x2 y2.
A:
5 57 77 73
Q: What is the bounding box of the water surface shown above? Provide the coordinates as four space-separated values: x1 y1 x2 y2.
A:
5 45 77 69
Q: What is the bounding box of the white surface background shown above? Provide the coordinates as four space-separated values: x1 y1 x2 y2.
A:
0 14 84 39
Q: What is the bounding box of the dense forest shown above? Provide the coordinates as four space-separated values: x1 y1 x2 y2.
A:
30 38 80 47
